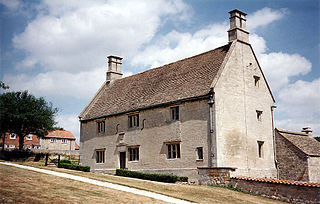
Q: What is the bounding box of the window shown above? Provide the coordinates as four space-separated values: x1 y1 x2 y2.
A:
97 121 105 133
10 133 16 139
33 145 41 149
62 139 68 143
197 147 203 160
50 138 57 143
256 110 262 121
9 144 15 148
167 143 181 159
128 114 139 128
253 76 260 87
258 141 264 158
96 149 105 163
26 145 31 150
26 134 32 140
128 147 139 161
171 106 179 121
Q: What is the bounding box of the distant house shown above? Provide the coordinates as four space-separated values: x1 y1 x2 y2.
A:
79 9 277 182
3 133 40 150
41 130 77 153
75 142 80 150
275 128 320 183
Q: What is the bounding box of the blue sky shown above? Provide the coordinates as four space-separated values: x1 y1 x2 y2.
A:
1 0 319 142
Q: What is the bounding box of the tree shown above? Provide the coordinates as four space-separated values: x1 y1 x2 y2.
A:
0 81 9 90
0 91 58 150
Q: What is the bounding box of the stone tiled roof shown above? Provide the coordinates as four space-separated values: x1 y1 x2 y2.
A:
44 130 76 140
232 176 320 187
276 128 320 156
80 43 231 120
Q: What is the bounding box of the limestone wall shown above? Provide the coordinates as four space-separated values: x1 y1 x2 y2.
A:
214 41 277 178
308 157 320 183
80 99 210 182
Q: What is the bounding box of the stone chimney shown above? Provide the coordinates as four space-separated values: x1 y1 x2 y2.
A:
301 127 312 136
106 56 123 83
228 9 249 43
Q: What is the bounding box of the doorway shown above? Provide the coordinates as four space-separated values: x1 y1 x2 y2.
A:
120 152 126 169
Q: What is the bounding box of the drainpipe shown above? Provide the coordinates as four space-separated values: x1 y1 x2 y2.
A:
208 91 214 168
271 105 278 178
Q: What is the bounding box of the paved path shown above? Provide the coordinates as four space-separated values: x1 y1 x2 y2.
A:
0 162 194 204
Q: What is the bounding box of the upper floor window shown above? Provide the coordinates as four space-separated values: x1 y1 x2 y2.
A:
256 110 263 121
128 114 139 128
254 76 260 87
33 145 41 149
128 147 139 161
96 149 105 163
10 133 16 139
197 147 203 160
61 139 68 143
97 121 105 133
167 143 181 159
171 106 179 121
26 134 32 140
258 141 264 158
50 138 57 143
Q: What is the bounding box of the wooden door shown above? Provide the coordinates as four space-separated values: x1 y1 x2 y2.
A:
120 152 126 169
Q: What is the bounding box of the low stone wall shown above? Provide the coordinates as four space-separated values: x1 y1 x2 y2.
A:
229 177 320 204
198 167 236 185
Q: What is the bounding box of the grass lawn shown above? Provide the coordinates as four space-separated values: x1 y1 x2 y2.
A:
4 161 285 204
0 163 166 204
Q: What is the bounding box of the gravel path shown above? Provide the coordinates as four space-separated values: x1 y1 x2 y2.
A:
0 162 194 204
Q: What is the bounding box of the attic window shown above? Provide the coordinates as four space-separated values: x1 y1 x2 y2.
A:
256 110 262 121
254 76 260 87
258 141 264 158
128 114 139 128
97 121 105 133
171 106 179 121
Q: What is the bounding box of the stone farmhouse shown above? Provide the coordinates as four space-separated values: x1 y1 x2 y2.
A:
79 9 278 182
275 128 320 183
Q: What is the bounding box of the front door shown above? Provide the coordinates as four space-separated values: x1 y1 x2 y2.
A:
120 152 126 169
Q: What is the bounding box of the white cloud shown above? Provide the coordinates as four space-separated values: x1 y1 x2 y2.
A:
3 67 105 99
132 23 228 68
275 79 320 136
55 114 80 143
13 0 190 72
247 7 287 31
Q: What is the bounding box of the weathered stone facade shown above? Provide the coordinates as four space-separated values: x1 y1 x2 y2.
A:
275 129 320 183
79 9 277 182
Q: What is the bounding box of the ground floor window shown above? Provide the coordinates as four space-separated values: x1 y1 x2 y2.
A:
96 149 105 163
128 147 139 161
197 147 203 160
167 143 180 159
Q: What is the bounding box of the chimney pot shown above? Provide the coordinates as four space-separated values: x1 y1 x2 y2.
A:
301 127 312 136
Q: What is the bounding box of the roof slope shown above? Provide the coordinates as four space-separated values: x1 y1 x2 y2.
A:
80 44 231 120
44 130 76 140
276 129 320 156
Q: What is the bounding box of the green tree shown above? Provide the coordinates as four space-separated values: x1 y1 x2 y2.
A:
0 91 58 150
0 81 9 90
315 137 320 142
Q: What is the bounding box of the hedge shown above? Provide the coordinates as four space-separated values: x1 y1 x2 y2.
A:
116 169 188 183
58 163 90 172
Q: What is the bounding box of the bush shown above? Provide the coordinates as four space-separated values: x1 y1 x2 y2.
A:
0 149 34 161
59 159 72 164
116 169 188 183
58 163 90 172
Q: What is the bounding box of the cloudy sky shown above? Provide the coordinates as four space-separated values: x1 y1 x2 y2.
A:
1 0 319 142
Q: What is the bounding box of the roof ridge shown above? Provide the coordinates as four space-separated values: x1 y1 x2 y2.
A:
276 128 307 136
120 43 231 81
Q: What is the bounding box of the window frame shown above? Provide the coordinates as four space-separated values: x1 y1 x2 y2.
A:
97 121 105 133
10 133 16 140
26 134 32 141
258 141 264 158
96 149 105 163
128 147 139 161
253 75 260 87
197 147 203 160
170 106 179 121
61 139 68 143
26 145 31 150
256 110 263 121
9 144 15 148
167 143 181 159
128 114 139 128
50 138 57 143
